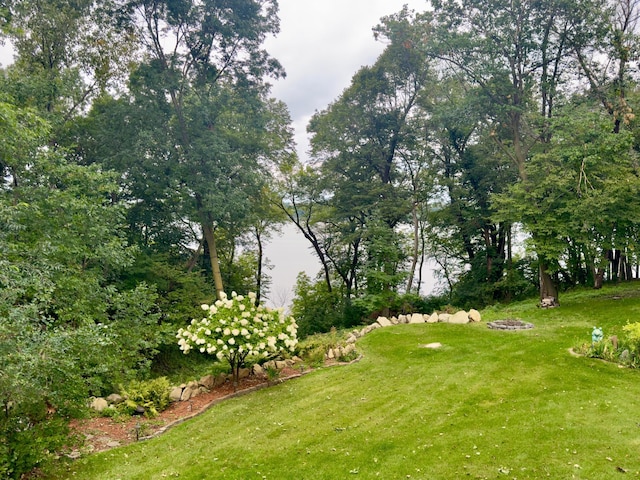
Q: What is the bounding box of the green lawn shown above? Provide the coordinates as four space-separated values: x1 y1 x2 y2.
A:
53 283 640 479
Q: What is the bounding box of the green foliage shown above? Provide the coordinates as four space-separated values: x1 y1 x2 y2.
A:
117 377 171 418
291 273 363 338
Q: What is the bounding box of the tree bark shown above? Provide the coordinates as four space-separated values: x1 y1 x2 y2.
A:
539 262 559 305
202 222 225 300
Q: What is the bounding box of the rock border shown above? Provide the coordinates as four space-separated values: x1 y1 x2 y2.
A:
487 319 534 330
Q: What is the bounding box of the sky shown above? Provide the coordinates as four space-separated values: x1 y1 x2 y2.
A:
0 0 437 306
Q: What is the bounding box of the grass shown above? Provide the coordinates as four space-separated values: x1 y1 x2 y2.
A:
51 282 640 479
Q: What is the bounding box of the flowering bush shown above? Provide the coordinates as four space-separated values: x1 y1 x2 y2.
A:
177 292 298 388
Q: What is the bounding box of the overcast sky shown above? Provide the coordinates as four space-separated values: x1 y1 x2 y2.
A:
0 0 436 306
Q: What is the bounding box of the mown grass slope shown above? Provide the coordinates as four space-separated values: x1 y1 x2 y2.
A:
54 283 640 479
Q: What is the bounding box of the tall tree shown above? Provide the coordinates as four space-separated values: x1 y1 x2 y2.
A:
114 0 286 299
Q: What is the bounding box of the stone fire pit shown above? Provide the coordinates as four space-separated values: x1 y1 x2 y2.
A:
487 319 534 330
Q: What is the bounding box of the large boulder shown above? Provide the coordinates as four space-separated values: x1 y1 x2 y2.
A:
409 313 425 324
169 387 183 402
90 397 108 412
427 312 439 324
468 309 482 322
438 313 451 323
449 311 470 324
199 375 215 389
376 316 393 327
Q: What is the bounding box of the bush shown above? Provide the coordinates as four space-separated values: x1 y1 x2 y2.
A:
177 292 298 388
117 377 171 418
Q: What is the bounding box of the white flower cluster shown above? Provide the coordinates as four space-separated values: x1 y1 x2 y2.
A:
176 291 298 362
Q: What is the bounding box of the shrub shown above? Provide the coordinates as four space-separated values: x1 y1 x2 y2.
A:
117 377 171 418
177 292 298 389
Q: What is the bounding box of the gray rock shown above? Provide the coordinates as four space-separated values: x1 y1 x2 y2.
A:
169 387 183 402
253 363 264 376
90 397 108 412
327 348 335 359
398 314 408 324
346 334 357 344
468 309 482 322
427 312 439 324
410 313 425 324
620 349 630 363
390 316 399 325
449 311 470 324
274 361 286 370
438 313 451 323
421 342 442 349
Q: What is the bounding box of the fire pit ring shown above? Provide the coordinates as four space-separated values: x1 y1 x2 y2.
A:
487 319 534 330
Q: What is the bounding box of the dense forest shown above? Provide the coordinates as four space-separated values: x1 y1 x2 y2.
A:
1 0 640 476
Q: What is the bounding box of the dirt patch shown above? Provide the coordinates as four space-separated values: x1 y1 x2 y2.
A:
69 367 304 456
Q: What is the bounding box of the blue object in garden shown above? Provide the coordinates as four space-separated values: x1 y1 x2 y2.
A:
592 326 603 343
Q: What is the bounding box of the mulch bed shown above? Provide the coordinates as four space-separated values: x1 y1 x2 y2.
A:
69 367 305 456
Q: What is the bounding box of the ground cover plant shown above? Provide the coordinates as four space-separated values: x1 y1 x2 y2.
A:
52 283 640 479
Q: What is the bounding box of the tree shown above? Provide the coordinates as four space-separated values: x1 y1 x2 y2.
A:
113 0 287 299
427 0 610 303
0 98 160 477
177 291 297 389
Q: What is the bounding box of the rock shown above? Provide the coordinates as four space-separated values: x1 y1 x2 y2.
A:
468 309 482 322
344 344 356 355
275 361 287 370
376 316 393 327
410 313 425 324
398 314 408 324
449 311 470 324
346 334 357 344
285 358 295 367
540 296 558 308
620 349 630 363
187 380 199 390
427 312 439 323
421 342 442 349
327 348 335 359
90 397 108 412
169 387 183 402
180 386 194 402
292 356 303 362
438 313 451 323
215 373 228 386
106 393 123 405
199 375 215 389
390 316 399 325
253 363 264 376
106 441 121 448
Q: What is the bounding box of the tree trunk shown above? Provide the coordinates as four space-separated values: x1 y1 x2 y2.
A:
255 227 263 304
406 203 420 293
539 262 559 306
202 222 225 300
